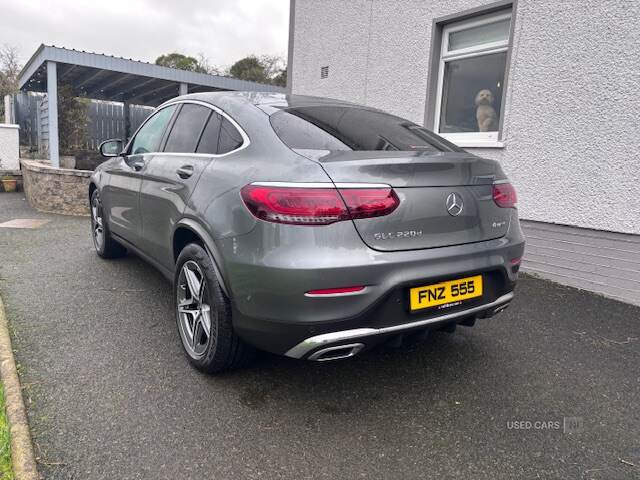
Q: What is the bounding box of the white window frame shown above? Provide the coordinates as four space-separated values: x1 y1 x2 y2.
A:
433 11 512 148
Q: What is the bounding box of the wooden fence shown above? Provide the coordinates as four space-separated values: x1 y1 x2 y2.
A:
86 102 154 150
14 92 154 153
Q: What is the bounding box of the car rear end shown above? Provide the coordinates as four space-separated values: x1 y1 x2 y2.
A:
225 101 524 360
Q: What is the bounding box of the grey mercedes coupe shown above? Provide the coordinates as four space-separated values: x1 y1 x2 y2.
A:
90 92 525 373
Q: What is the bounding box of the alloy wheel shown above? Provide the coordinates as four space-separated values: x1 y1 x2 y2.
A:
91 195 104 250
176 260 213 358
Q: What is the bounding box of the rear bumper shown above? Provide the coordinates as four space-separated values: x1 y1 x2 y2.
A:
285 291 514 359
219 211 525 356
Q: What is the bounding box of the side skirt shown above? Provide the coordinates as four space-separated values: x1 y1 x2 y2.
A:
111 233 174 281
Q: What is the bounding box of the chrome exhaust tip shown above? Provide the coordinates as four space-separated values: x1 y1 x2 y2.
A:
480 302 511 319
493 303 510 315
307 343 365 362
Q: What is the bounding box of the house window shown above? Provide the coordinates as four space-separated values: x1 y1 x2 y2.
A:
434 10 512 147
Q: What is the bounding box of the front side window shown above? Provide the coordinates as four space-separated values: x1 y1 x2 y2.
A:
435 10 511 146
164 104 211 153
130 105 177 155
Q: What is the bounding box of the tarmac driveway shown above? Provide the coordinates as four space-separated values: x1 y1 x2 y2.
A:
0 192 639 480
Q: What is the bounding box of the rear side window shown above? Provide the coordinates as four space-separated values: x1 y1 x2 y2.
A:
270 110 349 151
196 112 222 154
270 106 460 153
218 118 243 154
164 104 211 153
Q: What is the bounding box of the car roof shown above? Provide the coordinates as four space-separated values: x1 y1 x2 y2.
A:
160 91 363 114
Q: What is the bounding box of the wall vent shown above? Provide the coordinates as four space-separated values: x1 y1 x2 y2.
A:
320 66 329 79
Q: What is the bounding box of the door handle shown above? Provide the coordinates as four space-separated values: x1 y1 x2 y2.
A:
176 165 194 179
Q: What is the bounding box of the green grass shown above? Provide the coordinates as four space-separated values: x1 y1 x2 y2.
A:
0 384 14 480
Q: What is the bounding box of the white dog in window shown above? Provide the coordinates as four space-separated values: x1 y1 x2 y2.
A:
475 89 498 132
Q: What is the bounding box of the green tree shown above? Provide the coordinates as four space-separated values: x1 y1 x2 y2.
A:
154 51 287 86
57 84 89 154
228 56 268 83
228 55 287 87
271 68 287 87
155 53 208 73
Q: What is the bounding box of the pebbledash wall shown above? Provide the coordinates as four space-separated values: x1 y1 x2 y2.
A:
0 124 20 171
288 0 640 305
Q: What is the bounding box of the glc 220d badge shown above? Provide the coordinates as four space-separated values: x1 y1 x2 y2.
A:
373 230 424 241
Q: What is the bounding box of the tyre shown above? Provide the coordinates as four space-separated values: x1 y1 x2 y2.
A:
90 190 127 259
174 243 255 373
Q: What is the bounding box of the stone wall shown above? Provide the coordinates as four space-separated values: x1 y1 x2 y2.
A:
21 159 91 216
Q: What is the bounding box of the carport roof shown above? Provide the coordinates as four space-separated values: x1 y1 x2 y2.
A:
18 44 284 106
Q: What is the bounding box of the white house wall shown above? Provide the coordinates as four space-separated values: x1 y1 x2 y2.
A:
290 0 640 236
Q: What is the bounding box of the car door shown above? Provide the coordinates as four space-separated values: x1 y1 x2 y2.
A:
139 102 221 269
102 105 177 245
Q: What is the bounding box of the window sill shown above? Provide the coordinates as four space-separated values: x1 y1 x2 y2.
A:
439 133 505 149
453 140 505 149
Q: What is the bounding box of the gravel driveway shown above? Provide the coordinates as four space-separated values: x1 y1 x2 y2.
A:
1 192 639 480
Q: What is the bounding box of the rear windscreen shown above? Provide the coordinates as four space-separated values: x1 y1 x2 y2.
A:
270 106 461 153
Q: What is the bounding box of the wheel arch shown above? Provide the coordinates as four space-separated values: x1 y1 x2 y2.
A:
88 181 97 203
172 219 230 297
89 169 104 202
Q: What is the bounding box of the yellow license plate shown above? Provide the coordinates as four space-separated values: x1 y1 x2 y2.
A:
410 275 483 311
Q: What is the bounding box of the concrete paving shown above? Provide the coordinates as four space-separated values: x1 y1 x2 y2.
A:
0 192 639 480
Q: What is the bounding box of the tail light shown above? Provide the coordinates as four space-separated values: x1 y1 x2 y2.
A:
340 188 400 219
492 182 517 208
240 184 399 225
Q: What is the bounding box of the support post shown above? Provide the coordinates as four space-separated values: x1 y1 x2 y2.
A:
123 100 132 141
3 95 14 124
46 61 60 168
179 83 188 96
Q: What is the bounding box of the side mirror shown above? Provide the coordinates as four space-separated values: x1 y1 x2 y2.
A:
99 139 124 158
